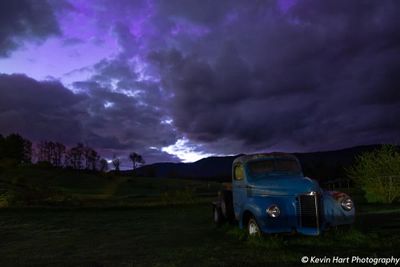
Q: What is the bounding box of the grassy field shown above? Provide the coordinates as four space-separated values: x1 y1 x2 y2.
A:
0 167 399 266
0 166 221 207
1 205 400 266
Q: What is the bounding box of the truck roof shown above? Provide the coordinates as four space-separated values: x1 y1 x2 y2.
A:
233 152 298 165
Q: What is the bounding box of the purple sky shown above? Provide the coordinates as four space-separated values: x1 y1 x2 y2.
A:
0 0 399 167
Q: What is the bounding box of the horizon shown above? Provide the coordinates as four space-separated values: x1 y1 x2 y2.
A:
118 143 400 170
1 0 399 167
2 131 395 170
139 143 399 164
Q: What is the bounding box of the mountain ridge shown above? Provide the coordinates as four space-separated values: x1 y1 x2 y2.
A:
128 144 397 182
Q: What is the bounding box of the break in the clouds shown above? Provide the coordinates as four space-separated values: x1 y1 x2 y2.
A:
0 0 399 163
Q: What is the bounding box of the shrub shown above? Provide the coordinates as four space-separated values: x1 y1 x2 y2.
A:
347 145 400 203
0 192 14 208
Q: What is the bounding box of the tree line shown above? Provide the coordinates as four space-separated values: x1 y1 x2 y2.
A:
0 133 32 165
0 133 145 172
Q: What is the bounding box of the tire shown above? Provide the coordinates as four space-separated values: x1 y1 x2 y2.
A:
220 190 235 222
213 205 224 226
247 216 261 237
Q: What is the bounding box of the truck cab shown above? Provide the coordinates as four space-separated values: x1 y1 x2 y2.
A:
213 153 355 236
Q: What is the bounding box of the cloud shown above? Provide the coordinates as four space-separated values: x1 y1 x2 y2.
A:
0 73 86 143
53 0 400 158
62 37 84 46
1 0 399 163
0 73 179 163
0 0 60 57
148 0 400 153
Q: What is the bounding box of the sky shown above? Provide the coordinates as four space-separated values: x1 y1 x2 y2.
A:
0 0 399 167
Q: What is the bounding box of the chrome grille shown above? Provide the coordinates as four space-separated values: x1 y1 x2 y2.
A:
298 193 320 228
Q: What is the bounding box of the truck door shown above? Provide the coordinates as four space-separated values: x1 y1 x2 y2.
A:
232 163 246 219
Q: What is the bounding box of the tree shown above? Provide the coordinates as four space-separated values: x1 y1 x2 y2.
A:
112 155 120 172
65 143 84 170
3 134 32 164
37 141 65 167
83 146 100 171
129 152 145 171
0 134 4 159
23 138 32 164
65 143 103 171
53 142 66 167
99 158 108 172
37 141 51 163
347 145 400 203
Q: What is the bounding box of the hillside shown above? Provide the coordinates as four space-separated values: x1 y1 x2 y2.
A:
0 166 220 207
131 145 396 182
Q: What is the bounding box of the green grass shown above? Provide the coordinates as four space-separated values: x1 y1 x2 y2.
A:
0 166 221 207
0 205 399 266
0 166 399 266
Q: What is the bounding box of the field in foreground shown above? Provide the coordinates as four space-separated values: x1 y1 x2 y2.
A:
1 167 399 266
1 204 400 267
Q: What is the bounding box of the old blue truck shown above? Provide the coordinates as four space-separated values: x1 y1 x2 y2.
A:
212 153 355 236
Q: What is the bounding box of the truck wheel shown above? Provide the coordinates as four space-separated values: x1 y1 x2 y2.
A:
247 217 261 237
213 206 224 226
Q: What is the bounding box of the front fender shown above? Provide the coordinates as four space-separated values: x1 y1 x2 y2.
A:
323 191 355 226
238 196 297 233
239 196 267 228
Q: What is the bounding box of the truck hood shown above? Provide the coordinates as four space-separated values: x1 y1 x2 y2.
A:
247 176 320 196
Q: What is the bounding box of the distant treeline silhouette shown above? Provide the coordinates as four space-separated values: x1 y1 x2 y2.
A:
0 133 32 165
0 133 108 172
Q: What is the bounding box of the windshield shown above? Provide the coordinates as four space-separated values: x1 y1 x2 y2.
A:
247 158 302 177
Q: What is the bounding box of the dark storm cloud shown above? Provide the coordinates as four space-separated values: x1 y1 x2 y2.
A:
0 74 85 143
59 0 400 157
69 56 179 162
75 80 179 163
157 0 233 25
3 0 398 163
0 0 60 57
146 0 400 154
92 56 138 84
0 74 179 163
74 81 177 148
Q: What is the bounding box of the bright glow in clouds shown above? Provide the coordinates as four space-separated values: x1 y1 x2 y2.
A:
161 118 173 125
162 137 215 162
131 56 154 82
104 101 114 108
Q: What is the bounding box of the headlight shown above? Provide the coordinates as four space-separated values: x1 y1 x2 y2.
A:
341 197 353 211
266 205 280 218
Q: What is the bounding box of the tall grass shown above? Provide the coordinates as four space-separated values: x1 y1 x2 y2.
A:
160 187 196 205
